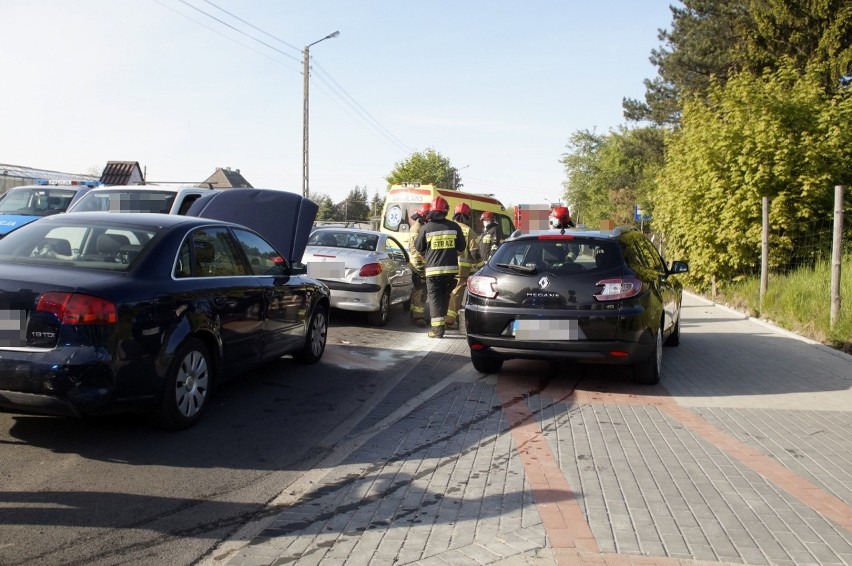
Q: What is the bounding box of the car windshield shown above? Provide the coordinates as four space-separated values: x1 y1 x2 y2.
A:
491 237 620 273
70 189 177 213
0 219 161 271
0 188 78 217
308 231 378 251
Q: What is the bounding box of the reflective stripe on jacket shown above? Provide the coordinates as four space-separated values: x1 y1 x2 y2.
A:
457 223 475 269
414 217 465 278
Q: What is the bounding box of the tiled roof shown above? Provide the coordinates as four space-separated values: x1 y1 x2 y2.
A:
100 161 144 185
202 167 253 189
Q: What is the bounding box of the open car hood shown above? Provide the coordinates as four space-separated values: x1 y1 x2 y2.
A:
186 189 318 263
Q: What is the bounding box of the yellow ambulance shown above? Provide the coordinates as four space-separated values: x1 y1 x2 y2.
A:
380 183 514 248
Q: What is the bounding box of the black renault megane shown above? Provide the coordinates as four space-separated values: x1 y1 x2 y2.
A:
0 190 330 429
465 226 688 384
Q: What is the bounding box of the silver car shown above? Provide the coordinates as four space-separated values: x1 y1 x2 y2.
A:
303 227 413 326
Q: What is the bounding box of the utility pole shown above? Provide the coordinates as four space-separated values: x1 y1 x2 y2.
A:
830 185 845 329
302 31 340 199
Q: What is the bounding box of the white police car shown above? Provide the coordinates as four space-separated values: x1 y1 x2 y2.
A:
0 179 100 238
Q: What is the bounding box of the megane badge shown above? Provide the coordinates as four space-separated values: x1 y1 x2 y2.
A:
538 276 549 289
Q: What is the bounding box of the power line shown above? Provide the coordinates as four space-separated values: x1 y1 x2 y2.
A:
464 175 563 195
175 0 301 63
151 0 300 72
201 0 301 53
158 0 414 156
312 60 412 153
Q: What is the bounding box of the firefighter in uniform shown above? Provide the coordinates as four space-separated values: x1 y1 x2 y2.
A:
479 211 503 266
414 196 465 338
407 202 431 327
445 202 479 330
548 206 579 264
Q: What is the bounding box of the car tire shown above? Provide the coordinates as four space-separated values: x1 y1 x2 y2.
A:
150 337 212 430
665 316 681 346
294 304 328 364
367 289 390 327
471 350 503 374
633 323 663 385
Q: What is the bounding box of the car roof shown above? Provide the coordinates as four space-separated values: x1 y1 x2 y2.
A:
35 211 228 229
84 185 212 195
509 227 632 241
2 184 89 192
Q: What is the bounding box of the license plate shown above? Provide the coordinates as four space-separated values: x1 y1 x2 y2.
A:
0 310 27 347
512 318 579 341
307 261 345 279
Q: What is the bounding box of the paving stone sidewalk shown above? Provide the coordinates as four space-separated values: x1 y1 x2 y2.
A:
217 294 852 566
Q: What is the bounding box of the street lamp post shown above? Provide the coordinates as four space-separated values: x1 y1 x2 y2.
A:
452 164 469 190
302 30 340 199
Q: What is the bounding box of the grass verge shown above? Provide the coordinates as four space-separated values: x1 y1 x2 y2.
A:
697 254 852 354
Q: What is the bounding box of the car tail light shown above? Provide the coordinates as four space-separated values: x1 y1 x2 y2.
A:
359 263 382 277
594 277 643 301
537 234 574 240
36 292 117 324
468 274 497 298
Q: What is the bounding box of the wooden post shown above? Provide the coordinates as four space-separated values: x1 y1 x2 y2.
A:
830 185 844 329
760 196 769 311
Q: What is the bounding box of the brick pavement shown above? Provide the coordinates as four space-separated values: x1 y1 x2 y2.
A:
211 293 852 566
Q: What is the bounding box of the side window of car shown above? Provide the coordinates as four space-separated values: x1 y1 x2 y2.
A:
177 194 201 215
192 227 247 277
497 215 511 240
385 237 408 263
231 228 288 276
637 237 666 273
175 239 192 278
622 240 646 273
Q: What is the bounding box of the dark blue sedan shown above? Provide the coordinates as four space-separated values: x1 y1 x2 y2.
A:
0 200 330 429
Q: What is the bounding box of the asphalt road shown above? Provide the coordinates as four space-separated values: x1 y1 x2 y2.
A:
0 304 434 566
6 298 849 566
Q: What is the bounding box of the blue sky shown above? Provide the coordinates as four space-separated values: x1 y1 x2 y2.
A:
1 1 674 207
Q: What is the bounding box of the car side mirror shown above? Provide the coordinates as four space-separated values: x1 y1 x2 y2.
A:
669 260 689 274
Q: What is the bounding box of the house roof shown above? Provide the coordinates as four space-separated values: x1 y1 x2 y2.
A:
100 161 144 185
0 163 99 182
202 167 253 189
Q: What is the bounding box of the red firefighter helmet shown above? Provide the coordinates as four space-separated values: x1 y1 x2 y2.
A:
410 202 432 222
480 211 495 223
549 206 572 228
454 202 471 216
431 196 450 214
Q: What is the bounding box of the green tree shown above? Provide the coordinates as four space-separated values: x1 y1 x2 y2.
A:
385 148 460 189
561 127 665 227
624 0 747 126
314 194 339 222
654 60 852 289
370 192 385 218
340 186 370 222
626 0 852 126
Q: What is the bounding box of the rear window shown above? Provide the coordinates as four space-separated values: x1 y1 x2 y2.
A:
0 219 160 271
308 231 378 251
491 237 621 273
70 190 177 214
